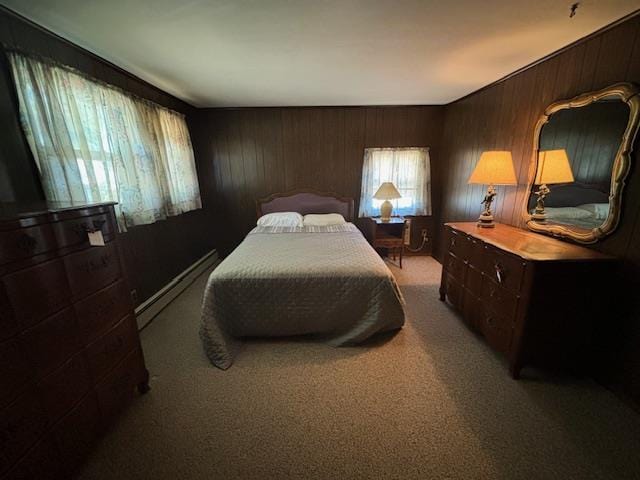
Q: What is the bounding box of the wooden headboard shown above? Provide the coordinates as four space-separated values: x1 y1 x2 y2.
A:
256 189 355 221
527 182 610 209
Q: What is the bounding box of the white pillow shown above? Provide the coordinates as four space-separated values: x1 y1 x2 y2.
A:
577 203 609 221
257 212 303 228
303 213 346 226
543 207 592 220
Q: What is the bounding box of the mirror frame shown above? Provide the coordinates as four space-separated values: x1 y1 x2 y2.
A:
524 82 640 244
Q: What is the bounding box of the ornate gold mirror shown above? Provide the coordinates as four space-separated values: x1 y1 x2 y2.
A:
524 83 640 243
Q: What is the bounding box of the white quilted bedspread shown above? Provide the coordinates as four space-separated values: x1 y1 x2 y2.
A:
200 223 406 369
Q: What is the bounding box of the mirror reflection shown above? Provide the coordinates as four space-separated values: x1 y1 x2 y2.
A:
528 97 630 231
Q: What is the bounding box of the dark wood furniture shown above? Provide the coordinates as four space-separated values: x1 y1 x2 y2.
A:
371 217 407 268
439 222 614 378
256 189 355 222
0 202 149 479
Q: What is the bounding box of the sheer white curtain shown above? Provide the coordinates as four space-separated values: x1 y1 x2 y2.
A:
8 51 201 229
358 147 431 217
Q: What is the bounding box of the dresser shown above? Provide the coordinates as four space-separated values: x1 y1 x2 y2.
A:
439 222 614 379
0 202 149 479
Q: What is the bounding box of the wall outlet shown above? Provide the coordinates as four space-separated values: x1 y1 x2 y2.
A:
404 218 412 245
131 289 139 304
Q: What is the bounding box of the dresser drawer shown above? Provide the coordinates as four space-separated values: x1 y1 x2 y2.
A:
0 337 32 408
443 273 464 310
478 308 512 354
0 224 57 266
481 278 519 320
95 348 144 422
63 242 121 299
53 391 101 468
466 265 483 297
445 253 466 284
86 315 139 381
0 389 49 474
446 228 471 260
74 280 132 344
53 213 115 250
0 289 20 341
467 237 485 268
38 353 92 424
1 258 71 330
480 246 526 293
22 308 82 378
462 289 482 331
3 434 65 480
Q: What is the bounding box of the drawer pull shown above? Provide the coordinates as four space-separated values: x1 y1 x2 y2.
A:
73 219 106 238
494 263 505 284
450 237 456 248
16 233 38 253
103 336 125 356
79 253 112 273
486 316 495 326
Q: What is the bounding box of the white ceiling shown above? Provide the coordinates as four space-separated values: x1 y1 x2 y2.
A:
2 0 639 107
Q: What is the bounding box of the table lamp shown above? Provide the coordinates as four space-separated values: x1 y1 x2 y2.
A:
373 182 401 222
468 151 517 228
531 149 574 223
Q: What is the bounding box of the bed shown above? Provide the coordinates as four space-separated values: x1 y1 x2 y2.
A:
199 190 406 369
527 182 610 230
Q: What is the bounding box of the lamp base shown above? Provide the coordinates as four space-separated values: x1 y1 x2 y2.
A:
531 212 547 223
532 184 550 224
477 184 497 228
380 200 393 222
477 213 495 228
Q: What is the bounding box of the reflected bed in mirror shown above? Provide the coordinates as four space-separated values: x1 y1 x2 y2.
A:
524 83 640 243
528 182 610 230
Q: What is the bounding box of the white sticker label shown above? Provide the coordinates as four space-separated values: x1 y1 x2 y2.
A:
88 230 105 247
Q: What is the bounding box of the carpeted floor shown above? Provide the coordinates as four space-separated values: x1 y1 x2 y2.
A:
77 256 640 480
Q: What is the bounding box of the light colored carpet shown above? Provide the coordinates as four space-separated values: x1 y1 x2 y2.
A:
77 257 640 480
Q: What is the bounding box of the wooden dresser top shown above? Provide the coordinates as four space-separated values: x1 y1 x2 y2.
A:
445 222 613 262
0 201 117 221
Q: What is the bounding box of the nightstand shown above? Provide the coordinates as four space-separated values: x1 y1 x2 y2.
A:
370 217 407 268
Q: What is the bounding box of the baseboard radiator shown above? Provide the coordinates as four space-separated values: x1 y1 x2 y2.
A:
135 249 219 330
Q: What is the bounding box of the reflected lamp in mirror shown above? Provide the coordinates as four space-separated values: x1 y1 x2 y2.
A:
373 182 402 222
531 149 575 223
468 151 517 228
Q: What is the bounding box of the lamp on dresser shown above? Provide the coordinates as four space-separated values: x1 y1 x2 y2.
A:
531 149 575 223
468 151 517 228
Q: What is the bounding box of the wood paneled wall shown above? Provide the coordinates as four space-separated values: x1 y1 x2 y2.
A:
193 106 444 253
0 7 216 304
540 101 629 190
439 14 640 403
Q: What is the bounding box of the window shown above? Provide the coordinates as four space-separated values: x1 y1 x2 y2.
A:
358 147 432 217
8 51 201 230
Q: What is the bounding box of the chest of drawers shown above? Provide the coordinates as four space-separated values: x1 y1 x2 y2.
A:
439 222 614 378
0 202 148 479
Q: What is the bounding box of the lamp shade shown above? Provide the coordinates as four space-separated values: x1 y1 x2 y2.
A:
373 182 401 200
535 149 574 185
468 151 517 185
